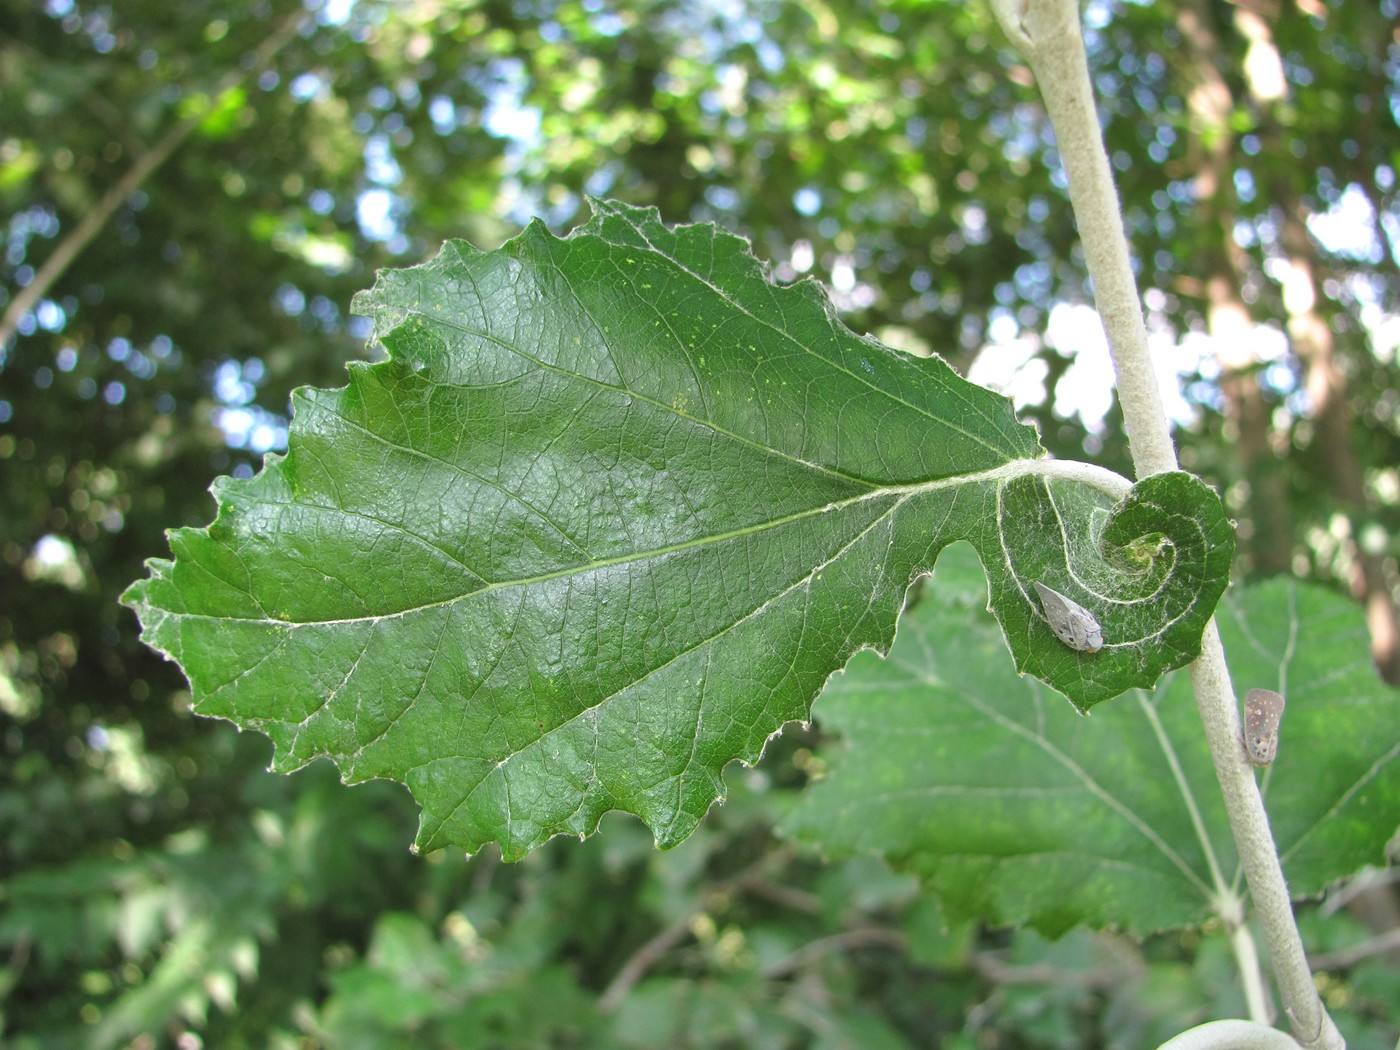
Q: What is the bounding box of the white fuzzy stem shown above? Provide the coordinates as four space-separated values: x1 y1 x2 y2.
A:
986 1 1343 1046
988 0 1175 477
1155 1019 1303 1050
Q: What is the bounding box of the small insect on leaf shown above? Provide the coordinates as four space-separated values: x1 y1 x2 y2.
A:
1243 688 1285 766
1033 581 1104 654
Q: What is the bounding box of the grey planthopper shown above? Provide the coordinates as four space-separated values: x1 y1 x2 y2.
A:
1033 581 1104 654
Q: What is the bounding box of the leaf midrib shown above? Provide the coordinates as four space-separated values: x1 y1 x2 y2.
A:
166 461 1077 629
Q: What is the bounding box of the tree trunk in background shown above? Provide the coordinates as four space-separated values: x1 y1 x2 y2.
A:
1236 0 1400 970
1209 268 1294 578
1236 8 1400 684
1175 2 1295 578
1274 210 1400 684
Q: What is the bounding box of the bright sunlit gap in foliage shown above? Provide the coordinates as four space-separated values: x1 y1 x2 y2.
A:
211 358 287 462
25 534 85 591
969 303 1173 435
961 294 1312 444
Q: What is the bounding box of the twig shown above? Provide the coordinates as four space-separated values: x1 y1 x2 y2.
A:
1307 927 1400 971
987 0 1175 479
598 849 798 1012
740 877 822 915
969 939 1142 990
0 9 309 350
1318 862 1400 917
760 927 906 979
986 1 1343 1046
597 903 696 1013
0 934 32 1000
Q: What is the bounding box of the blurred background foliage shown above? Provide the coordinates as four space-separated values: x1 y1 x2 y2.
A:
1 0 1398 1046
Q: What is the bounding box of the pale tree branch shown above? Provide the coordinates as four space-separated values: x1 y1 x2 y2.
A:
0 9 309 350
987 0 1175 480
985 0 1344 1047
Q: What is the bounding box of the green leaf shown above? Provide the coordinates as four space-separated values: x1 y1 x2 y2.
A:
781 543 1400 936
122 199 1232 859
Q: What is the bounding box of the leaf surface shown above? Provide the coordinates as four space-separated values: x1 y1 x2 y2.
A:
123 200 1232 858
782 544 1400 936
